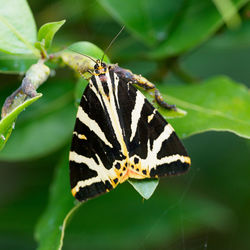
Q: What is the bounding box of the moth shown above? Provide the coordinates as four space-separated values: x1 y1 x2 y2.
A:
69 60 191 201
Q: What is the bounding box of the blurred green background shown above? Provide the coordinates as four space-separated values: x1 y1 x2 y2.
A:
0 0 250 249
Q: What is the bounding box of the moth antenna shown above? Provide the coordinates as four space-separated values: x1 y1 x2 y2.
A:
68 48 97 64
101 25 125 63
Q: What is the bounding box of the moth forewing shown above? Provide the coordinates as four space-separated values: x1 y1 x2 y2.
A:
69 62 191 202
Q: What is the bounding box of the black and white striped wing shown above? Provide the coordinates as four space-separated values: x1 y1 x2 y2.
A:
113 72 190 179
69 69 191 201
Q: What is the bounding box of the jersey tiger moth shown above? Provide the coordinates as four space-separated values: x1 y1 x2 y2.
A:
69 60 191 201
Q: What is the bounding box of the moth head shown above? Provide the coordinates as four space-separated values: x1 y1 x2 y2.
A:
93 59 107 75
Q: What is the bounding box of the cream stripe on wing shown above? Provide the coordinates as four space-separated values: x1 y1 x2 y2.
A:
157 154 190 165
114 74 120 109
138 123 175 169
152 123 174 155
69 151 117 180
77 106 113 148
138 153 190 175
130 90 145 142
89 77 105 110
94 72 129 158
72 176 102 194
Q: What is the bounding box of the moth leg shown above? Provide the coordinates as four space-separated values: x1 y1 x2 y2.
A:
132 73 177 111
77 70 92 81
154 89 176 111
112 65 177 111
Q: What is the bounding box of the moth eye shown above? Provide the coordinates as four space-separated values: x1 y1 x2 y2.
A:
101 63 106 67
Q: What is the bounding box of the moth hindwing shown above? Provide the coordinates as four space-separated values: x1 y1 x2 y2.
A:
69 61 191 201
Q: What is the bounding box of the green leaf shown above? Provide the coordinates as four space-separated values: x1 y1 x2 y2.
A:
58 181 233 249
0 52 37 74
35 152 81 250
0 0 39 56
99 0 183 46
128 179 159 199
74 78 88 105
145 76 250 139
37 20 66 50
0 94 42 151
213 0 241 29
0 80 75 161
151 0 248 58
99 0 248 58
68 41 110 63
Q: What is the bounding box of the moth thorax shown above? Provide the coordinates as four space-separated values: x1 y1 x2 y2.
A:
99 74 108 82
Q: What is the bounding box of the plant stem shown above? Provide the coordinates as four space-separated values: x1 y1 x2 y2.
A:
170 58 200 84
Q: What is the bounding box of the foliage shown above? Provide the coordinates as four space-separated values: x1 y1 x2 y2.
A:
37 20 66 51
0 93 42 151
0 0 38 55
0 0 250 249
